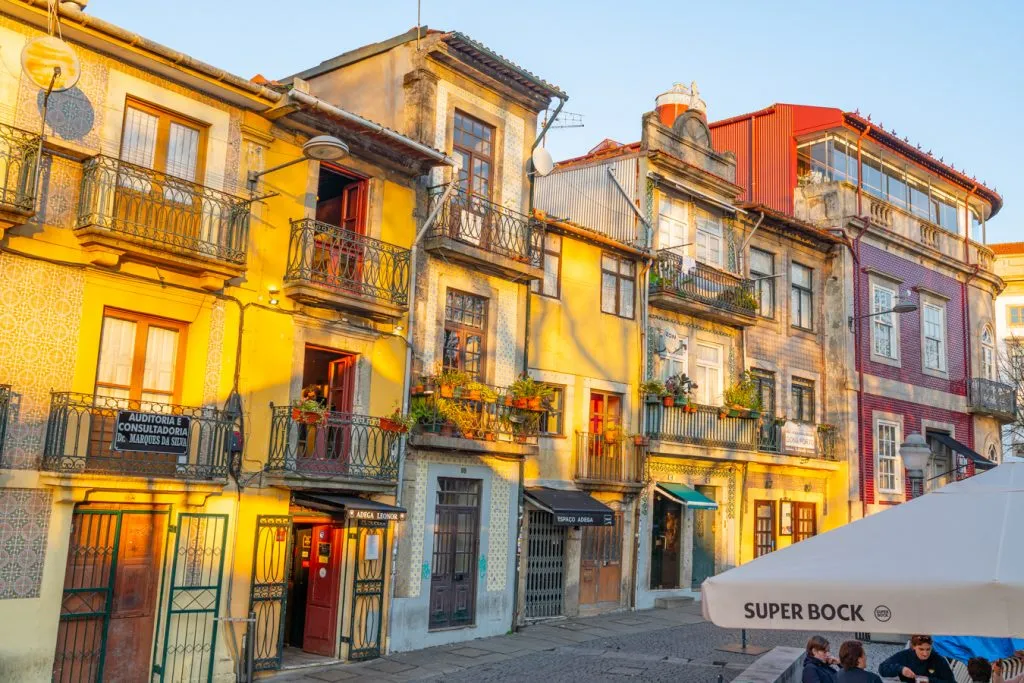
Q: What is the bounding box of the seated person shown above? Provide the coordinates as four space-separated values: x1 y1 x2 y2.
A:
804 635 840 683
994 658 1024 683
969 658 993 683
880 635 956 683
837 640 884 683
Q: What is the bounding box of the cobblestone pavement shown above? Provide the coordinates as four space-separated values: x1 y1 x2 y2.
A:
267 601 901 683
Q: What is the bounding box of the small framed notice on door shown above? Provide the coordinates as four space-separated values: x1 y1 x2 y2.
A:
779 501 793 536
364 533 381 561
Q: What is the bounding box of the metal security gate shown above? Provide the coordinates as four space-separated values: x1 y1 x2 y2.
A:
155 513 228 683
524 510 564 619
348 519 389 661
248 515 293 671
52 511 120 682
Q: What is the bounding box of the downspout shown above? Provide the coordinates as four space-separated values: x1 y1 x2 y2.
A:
962 186 978 449
854 125 870 519
738 211 764 475
514 95 566 632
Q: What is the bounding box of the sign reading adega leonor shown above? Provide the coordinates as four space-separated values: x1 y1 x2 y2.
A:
113 410 192 456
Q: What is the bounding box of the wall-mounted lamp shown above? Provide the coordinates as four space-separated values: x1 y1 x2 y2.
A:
847 297 917 332
267 286 279 306
247 135 349 191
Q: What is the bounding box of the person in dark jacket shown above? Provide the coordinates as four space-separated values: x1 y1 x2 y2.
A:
969 658 993 683
879 635 956 683
837 640 884 683
804 635 840 683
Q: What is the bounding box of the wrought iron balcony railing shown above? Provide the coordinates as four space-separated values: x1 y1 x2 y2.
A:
266 405 401 481
574 430 645 487
411 383 540 445
284 218 410 306
646 403 760 451
968 378 1017 422
0 384 10 464
41 392 231 480
0 123 39 214
427 187 542 267
77 155 250 264
650 252 757 317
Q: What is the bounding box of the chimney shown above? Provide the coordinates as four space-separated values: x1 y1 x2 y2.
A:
655 83 691 127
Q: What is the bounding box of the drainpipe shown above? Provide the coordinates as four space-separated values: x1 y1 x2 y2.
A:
853 125 871 520
962 186 978 448
513 96 566 632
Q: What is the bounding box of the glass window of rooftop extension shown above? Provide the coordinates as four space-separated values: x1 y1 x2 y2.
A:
453 111 494 200
798 137 968 235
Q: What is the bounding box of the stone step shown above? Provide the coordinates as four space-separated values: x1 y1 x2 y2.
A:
654 596 694 609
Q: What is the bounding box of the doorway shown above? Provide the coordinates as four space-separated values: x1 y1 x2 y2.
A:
429 478 482 630
524 509 566 619
753 500 776 558
580 512 622 606
691 486 717 587
297 345 358 473
650 493 682 589
312 165 368 292
925 431 954 492
282 522 345 659
793 502 817 542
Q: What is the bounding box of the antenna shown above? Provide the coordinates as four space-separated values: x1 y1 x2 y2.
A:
546 111 584 129
416 0 422 50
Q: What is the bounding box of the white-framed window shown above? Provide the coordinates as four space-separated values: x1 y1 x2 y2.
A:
657 195 688 252
875 419 901 494
695 209 723 267
981 326 996 380
923 302 947 372
693 342 723 405
871 283 897 360
659 343 688 382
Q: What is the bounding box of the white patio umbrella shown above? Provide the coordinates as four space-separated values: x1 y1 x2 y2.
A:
702 460 1024 637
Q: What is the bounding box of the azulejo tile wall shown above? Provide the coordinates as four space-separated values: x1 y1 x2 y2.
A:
0 253 85 469
0 488 53 599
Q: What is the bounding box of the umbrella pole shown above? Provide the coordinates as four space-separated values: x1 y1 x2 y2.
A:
717 629 769 655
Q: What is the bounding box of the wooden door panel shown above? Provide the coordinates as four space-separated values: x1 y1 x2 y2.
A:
753 500 775 558
793 503 817 542
302 525 343 657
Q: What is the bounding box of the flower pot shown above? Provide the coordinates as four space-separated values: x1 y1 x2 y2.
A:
485 432 497 442
440 384 454 398
604 430 620 444
380 418 407 433
440 424 456 438
727 409 741 418
412 384 425 395
513 397 528 409
747 410 761 420
662 395 675 408
467 389 482 401
453 387 463 398
645 394 661 404
633 435 649 447
527 397 542 411
504 395 513 407
292 408 323 425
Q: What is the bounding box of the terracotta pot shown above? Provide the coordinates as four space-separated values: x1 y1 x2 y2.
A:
663 395 675 407
380 418 406 433
633 435 649 446
440 384 454 398
485 432 497 441
412 384 425 395
527 396 542 411
467 390 482 401
440 424 456 437
504 395 513 406
513 397 528 409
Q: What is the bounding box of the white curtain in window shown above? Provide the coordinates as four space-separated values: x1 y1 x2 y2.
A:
96 317 137 400
694 342 722 405
142 326 179 404
120 107 159 168
695 210 723 266
658 196 688 252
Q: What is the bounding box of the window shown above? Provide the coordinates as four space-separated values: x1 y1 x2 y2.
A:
443 290 487 379
750 248 775 318
539 385 565 436
452 110 494 199
693 342 723 405
657 196 688 252
95 309 187 404
1009 306 1024 328
531 233 562 298
430 478 482 630
876 420 901 493
982 327 996 381
970 208 984 243
695 209 723 267
790 263 813 330
600 253 635 319
120 99 207 182
871 283 898 360
791 378 815 423
923 302 947 372
796 137 858 185
659 344 688 383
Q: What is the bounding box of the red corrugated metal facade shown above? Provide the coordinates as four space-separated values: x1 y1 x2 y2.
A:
710 104 844 214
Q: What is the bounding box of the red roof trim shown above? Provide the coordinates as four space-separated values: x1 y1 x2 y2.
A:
708 105 777 129
554 141 641 169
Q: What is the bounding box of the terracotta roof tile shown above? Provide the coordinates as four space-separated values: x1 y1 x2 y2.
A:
990 242 1024 256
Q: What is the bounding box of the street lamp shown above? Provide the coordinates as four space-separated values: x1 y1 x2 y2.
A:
848 298 918 332
900 432 931 499
247 135 349 191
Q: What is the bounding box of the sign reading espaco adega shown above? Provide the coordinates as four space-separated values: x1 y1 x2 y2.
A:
742 602 892 623
112 410 192 456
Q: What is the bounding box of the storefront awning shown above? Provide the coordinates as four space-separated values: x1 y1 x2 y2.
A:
292 493 407 521
930 433 996 471
656 483 719 510
524 487 614 526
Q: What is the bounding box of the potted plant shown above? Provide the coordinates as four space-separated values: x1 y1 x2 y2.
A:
409 398 438 433
411 374 429 395
436 368 470 399
604 423 623 444
465 381 485 402
722 371 762 419
640 379 666 404
665 373 696 408
510 373 552 411
632 433 650 447
291 394 326 425
817 423 836 433
380 404 415 433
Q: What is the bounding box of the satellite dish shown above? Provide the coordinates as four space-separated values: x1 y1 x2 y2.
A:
21 36 81 92
532 146 554 177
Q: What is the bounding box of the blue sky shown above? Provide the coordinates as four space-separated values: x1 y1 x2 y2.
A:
94 0 1021 242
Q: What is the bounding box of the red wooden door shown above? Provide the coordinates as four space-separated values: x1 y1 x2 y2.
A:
328 356 356 414
103 511 166 682
580 513 622 606
302 525 344 656
793 503 817 542
315 180 366 291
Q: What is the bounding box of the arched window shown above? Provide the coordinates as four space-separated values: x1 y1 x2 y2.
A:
981 327 996 380
988 443 1000 466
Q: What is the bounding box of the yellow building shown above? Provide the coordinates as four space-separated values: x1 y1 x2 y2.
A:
0 3 454 680
534 83 850 610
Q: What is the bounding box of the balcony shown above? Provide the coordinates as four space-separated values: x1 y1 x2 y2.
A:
75 155 251 290
265 406 401 489
283 218 410 320
0 384 10 464
425 188 544 281
0 123 39 237
648 253 757 326
968 378 1017 423
573 431 645 491
40 392 231 481
758 422 839 461
408 384 539 457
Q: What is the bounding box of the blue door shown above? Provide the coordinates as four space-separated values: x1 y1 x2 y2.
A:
691 486 717 587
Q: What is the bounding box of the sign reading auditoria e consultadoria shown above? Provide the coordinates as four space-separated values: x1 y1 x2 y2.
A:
112 410 192 456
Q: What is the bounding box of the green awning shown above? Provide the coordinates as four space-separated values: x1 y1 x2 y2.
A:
656 483 718 510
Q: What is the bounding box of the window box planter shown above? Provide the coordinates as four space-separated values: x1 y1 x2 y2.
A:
663 395 675 408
